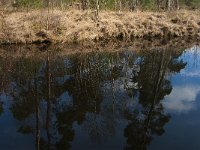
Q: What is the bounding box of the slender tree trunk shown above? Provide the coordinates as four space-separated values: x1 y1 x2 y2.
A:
60 0 63 10
46 0 50 34
119 0 122 12
104 0 107 10
95 0 100 21
166 0 171 11
136 0 138 7
175 0 179 10
156 0 160 11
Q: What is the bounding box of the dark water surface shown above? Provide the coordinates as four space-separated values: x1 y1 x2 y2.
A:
0 45 200 150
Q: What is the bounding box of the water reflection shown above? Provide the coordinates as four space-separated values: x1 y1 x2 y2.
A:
163 85 200 113
163 46 200 114
0 45 199 150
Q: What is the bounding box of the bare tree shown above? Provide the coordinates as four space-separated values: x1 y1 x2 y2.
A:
156 0 161 11
175 0 179 10
166 0 171 11
95 0 100 21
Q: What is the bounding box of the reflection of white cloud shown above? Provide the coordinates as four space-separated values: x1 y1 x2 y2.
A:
181 70 200 77
163 85 200 113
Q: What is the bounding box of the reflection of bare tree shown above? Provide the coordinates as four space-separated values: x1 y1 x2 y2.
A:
0 54 12 117
0 46 187 150
0 54 12 93
0 99 3 116
34 77 40 150
46 50 52 150
9 57 43 149
8 50 57 150
124 48 187 150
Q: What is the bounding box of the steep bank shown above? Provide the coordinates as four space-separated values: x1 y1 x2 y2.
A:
0 9 200 44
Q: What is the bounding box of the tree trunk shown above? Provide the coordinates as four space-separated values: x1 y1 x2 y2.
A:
95 0 99 20
166 0 171 11
156 0 160 11
175 0 179 10
119 0 122 12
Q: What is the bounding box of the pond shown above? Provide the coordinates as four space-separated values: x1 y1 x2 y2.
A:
0 44 200 150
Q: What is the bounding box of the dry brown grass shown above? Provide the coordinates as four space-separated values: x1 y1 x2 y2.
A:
0 9 200 44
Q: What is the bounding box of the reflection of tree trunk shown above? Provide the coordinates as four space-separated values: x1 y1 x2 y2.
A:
142 50 171 148
111 57 116 112
193 46 198 67
34 78 40 150
112 78 115 112
46 50 51 150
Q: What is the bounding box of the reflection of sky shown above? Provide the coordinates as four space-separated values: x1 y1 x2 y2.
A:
163 46 200 114
0 93 34 150
163 85 200 113
150 46 200 150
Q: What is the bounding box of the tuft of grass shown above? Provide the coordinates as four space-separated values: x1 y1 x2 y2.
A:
0 9 200 44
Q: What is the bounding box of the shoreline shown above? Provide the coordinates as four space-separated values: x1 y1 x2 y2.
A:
0 38 199 56
0 9 200 45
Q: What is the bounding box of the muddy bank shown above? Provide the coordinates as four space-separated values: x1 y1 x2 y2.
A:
0 38 199 56
0 9 200 44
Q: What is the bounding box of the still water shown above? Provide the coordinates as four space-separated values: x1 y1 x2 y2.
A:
0 45 200 150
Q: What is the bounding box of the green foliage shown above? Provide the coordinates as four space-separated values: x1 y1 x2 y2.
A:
17 0 42 8
142 0 155 10
106 0 116 10
186 0 200 8
6 0 200 10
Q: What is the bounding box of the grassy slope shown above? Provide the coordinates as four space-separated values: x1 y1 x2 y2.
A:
0 9 200 44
